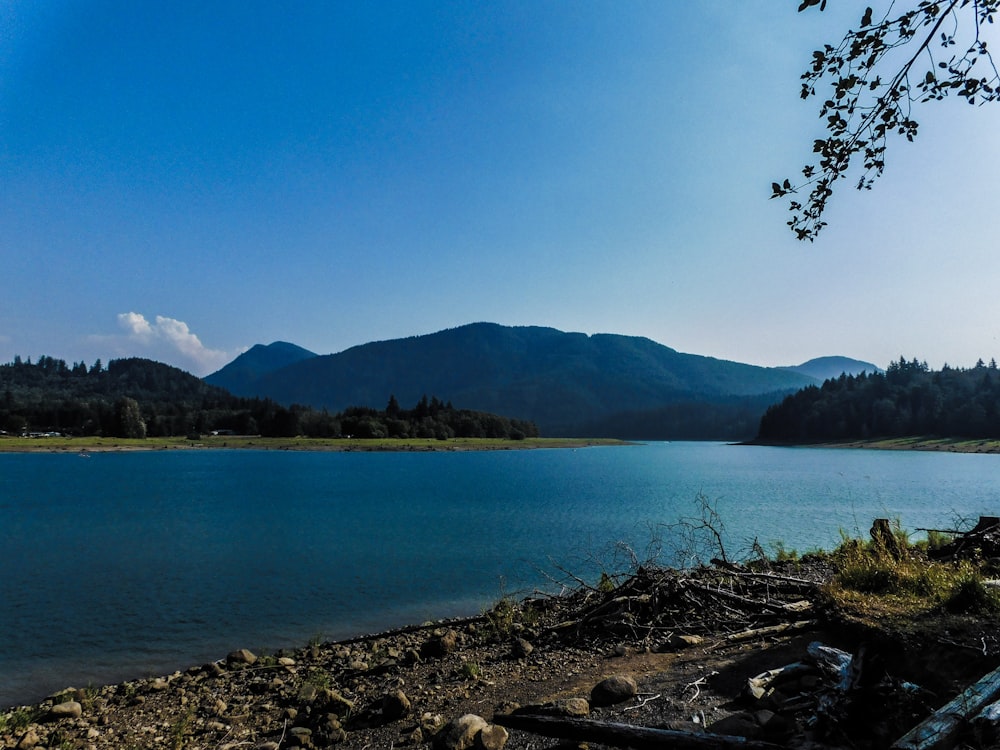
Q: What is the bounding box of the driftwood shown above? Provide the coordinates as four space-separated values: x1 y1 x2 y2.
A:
685 581 792 613
716 619 819 646
494 713 786 750
892 663 1000 750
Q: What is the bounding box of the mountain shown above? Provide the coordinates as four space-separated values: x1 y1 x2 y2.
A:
206 323 820 438
781 356 882 383
205 341 317 394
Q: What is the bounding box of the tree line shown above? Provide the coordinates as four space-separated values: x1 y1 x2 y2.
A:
0 355 538 441
758 357 1000 441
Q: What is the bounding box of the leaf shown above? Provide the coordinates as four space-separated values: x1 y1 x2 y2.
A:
862 7 873 26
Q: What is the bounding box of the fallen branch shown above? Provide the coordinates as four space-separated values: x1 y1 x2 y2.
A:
684 581 790 613
726 570 820 588
708 620 818 650
892 663 1000 750
623 693 661 711
683 672 718 703
493 713 786 750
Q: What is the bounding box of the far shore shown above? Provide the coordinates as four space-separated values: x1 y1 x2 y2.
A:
0 435 630 454
748 435 1000 454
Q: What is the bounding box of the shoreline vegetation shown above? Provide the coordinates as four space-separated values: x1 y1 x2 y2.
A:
9 433 1000 454
747 436 1000 454
0 435 629 453
5 518 1000 748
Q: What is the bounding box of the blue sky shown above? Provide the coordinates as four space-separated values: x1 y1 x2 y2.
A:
3 2 999 376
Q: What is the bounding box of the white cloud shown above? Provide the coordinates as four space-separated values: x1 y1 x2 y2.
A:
108 312 234 375
117 311 154 340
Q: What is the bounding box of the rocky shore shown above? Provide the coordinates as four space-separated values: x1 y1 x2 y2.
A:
3 562 997 750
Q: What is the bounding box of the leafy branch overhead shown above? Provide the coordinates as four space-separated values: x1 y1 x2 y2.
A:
774 0 1000 241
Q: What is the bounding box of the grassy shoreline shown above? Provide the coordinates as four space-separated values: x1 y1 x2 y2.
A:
0 435 629 453
750 436 1000 454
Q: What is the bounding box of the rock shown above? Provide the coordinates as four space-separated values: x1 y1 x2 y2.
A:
16 729 41 749
383 689 412 720
316 687 355 716
421 712 445 733
278 657 296 667
590 675 638 707
314 713 348 744
227 648 257 666
422 629 459 658
433 714 488 750
203 662 226 677
476 724 508 750
45 700 83 721
511 638 533 658
407 726 424 744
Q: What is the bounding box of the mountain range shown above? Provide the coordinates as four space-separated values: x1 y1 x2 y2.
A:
205 323 879 439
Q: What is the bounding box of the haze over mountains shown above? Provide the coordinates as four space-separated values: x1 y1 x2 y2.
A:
205 323 879 439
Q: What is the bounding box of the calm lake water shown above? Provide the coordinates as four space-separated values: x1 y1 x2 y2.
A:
2 442 998 707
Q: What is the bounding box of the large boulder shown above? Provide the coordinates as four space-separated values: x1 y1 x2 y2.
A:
44 700 82 721
590 674 638 707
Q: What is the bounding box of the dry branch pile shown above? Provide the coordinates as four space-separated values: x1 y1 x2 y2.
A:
927 516 1000 561
545 562 826 650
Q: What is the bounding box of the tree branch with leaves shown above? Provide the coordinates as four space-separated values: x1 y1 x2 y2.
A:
774 0 999 241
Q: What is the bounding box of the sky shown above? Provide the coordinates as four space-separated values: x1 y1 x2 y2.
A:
2 2 999 376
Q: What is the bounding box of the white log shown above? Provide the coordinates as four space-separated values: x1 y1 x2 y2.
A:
892 664 1000 750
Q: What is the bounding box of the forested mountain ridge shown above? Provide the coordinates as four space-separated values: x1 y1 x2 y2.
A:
758 357 1000 442
0 356 536 441
781 356 881 383
204 341 316 394
205 322 823 437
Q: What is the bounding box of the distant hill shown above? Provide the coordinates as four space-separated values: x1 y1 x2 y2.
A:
781 356 881 383
206 323 821 438
759 358 1000 442
0 356 246 437
205 341 316 394
1 354 534 441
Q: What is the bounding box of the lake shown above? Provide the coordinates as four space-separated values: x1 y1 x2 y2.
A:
2 442 998 707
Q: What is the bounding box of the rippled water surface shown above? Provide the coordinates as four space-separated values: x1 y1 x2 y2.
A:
2 442 999 706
